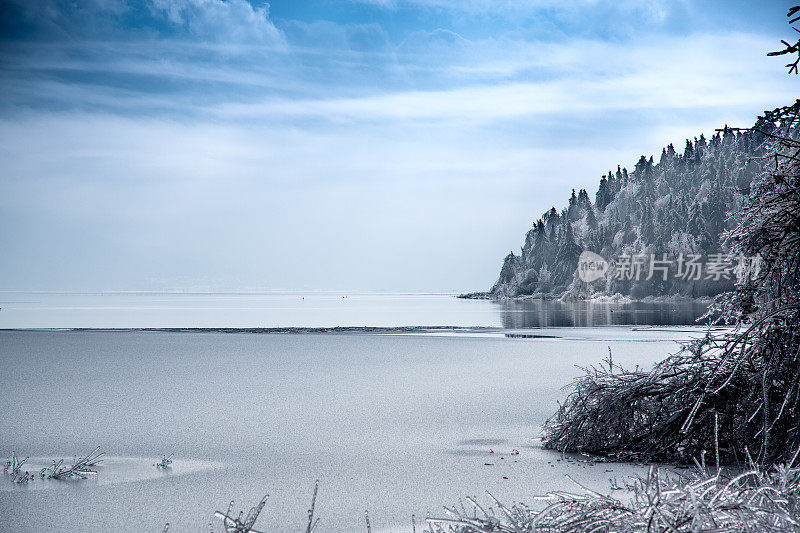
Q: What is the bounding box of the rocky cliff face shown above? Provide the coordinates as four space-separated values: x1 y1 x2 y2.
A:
489 106 799 299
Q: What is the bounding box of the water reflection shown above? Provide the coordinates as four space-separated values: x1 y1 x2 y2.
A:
496 299 713 328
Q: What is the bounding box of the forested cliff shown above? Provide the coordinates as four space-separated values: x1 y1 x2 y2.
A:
489 105 799 299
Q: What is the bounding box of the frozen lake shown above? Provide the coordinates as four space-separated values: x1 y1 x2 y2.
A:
0 327 708 532
0 291 711 328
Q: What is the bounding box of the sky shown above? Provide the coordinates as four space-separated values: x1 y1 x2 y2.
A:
0 0 797 292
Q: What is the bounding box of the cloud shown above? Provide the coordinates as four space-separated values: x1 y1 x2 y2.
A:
148 0 283 43
351 0 701 42
5 26 791 122
0 0 795 291
281 19 392 54
0 0 284 44
353 0 685 23
0 0 131 39
208 32 794 130
398 28 471 54
0 112 565 291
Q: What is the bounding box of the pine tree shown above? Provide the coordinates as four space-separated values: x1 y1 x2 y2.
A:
586 203 598 229
596 175 610 211
489 103 799 299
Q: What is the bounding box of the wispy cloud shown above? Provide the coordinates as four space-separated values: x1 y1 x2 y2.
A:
216 34 791 125
0 0 794 290
0 0 284 42
3 30 792 120
354 0 675 13
148 0 283 43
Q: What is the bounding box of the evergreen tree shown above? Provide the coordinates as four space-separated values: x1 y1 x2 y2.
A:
489 103 800 298
585 203 598 229
596 175 610 211
683 138 694 161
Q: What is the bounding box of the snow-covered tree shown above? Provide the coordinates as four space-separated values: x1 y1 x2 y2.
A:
490 103 798 298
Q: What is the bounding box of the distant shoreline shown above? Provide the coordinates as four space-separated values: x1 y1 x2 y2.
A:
0 324 719 335
457 291 714 303
0 325 506 334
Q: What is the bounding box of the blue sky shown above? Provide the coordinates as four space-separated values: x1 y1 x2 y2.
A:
0 0 797 291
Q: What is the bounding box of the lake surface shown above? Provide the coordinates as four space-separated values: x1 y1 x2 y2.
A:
0 293 714 531
0 328 706 532
0 292 711 328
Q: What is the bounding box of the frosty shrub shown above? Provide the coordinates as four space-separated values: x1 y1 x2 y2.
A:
210 480 320 533
542 101 800 466
427 464 800 533
3 451 33 483
40 446 104 480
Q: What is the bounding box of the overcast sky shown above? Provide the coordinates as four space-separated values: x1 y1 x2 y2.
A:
0 0 797 292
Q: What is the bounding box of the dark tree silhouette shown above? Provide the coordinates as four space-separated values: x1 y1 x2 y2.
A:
767 6 800 74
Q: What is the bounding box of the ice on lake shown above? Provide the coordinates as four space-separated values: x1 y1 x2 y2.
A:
0 326 707 532
1 456 222 492
0 291 711 329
